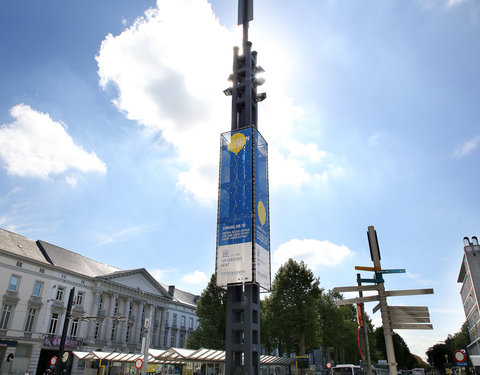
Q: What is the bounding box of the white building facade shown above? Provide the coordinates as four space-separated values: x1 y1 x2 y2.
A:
458 236 480 365
0 228 199 375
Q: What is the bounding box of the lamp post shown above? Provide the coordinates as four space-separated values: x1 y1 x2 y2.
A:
55 287 75 375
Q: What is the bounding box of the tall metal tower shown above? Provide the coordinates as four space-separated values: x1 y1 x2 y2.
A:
216 2 270 375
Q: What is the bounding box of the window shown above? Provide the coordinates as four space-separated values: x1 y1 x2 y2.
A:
98 297 103 313
189 317 194 329
61 274 66 279
126 325 131 342
114 301 119 315
8 275 20 291
32 281 43 297
173 313 177 327
0 304 12 329
48 313 59 334
24 308 37 332
16 261 23 267
70 319 78 337
179 332 185 347
39 268 45 273
163 332 168 347
181 315 186 328
94 322 100 339
75 292 84 305
170 332 176 347
56 287 64 301
111 322 116 341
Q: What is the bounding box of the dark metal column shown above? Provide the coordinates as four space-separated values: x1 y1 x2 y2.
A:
225 284 260 375
225 2 265 375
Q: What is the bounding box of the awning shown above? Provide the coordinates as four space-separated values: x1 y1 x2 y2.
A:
73 348 295 366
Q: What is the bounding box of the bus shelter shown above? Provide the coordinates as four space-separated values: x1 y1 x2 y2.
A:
73 348 295 375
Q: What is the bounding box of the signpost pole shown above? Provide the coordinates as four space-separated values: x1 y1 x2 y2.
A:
367 226 398 375
141 306 153 375
357 274 373 375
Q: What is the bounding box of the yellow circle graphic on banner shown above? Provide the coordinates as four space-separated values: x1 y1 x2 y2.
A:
257 201 266 226
228 132 246 154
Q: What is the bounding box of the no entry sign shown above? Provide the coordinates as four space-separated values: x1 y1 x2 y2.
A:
50 356 57 366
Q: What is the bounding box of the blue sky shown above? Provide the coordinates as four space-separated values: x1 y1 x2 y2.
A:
1 0 480 359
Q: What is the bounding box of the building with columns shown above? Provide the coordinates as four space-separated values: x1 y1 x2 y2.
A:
0 228 199 375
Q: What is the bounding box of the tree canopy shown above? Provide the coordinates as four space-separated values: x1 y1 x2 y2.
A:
185 273 226 350
262 259 323 355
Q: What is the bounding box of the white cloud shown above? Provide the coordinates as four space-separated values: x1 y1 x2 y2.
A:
453 135 480 158
272 238 354 272
181 270 209 284
446 0 469 7
149 268 176 284
65 176 78 187
0 104 106 179
96 0 337 202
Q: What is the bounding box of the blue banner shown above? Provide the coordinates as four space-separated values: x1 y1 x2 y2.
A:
218 127 253 247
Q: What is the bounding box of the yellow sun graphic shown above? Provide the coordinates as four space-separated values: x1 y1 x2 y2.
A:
257 201 266 226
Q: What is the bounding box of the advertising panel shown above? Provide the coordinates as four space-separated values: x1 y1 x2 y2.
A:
216 126 271 291
254 129 271 291
216 127 253 286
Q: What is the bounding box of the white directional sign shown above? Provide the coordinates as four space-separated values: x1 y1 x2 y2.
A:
333 285 380 293
389 306 432 329
385 288 434 297
391 323 433 330
334 295 379 306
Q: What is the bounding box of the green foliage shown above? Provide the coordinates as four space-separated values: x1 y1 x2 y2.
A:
426 322 470 369
185 274 226 350
373 327 419 369
263 259 323 355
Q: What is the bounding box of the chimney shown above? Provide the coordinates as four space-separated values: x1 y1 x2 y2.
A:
168 285 175 296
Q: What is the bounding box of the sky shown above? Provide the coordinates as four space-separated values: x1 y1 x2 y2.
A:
1 0 480 360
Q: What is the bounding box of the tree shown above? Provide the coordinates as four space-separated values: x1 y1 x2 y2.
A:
318 291 359 363
186 274 226 350
426 322 470 369
263 259 323 355
373 327 417 369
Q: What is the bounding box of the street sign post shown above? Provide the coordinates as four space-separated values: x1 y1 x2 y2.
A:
333 226 435 375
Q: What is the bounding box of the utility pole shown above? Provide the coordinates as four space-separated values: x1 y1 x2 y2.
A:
367 226 397 375
56 287 75 375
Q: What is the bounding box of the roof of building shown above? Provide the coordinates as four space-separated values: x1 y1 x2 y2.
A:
99 268 173 300
160 283 199 307
0 227 199 306
37 240 121 277
0 228 51 265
